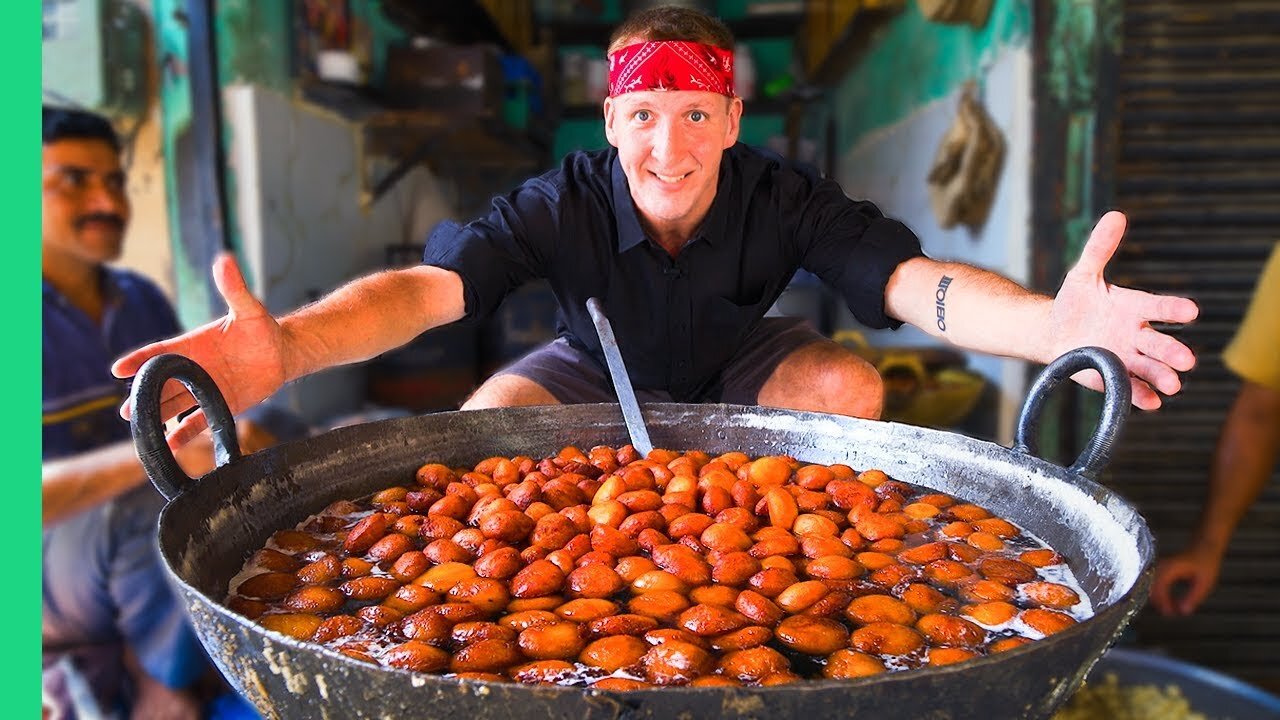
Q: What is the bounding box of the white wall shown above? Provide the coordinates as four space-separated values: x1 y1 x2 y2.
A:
224 84 456 424
835 46 1033 443
116 98 176 298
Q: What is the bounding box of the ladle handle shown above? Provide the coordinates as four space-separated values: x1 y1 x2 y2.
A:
1013 346 1131 481
129 353 242 501
586 297 654 458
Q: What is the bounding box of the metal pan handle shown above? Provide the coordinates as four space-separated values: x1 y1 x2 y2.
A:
1013 346 1131 480
129 353 242 501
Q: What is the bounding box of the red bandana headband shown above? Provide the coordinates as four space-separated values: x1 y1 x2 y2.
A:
607 41 735 97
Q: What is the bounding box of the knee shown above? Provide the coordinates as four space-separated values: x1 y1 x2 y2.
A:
818 354 884 420
461 374 558 410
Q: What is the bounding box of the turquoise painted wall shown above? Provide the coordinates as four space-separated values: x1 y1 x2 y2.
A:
830 0 1031 152
153 0 205 326
215 1 291 91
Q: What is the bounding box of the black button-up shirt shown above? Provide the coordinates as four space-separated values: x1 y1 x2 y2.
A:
424 143 923 401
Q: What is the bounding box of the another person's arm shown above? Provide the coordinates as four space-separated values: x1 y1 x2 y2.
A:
883 211 1199 410
122 635 202 720
43 421 278 525
43 440 151 524
1149 381 1280 615
1149 244 1280 615
113 256 465 445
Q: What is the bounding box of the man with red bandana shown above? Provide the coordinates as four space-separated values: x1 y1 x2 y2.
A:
114 6 1199 444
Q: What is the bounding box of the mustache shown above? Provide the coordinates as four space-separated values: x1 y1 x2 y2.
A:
74 213 126 232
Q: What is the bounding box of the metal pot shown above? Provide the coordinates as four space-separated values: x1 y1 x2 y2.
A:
130 347 1152 720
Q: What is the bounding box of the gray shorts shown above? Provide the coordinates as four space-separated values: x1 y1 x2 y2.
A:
497 317 825 404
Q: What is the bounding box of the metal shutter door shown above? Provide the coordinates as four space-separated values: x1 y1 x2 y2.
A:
1109 0 1280 691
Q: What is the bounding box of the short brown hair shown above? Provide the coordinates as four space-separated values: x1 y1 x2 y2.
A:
608 5 735 54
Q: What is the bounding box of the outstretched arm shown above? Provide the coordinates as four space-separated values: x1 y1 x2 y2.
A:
884 211 1199 409
1150 380 1280 615
112 254 465 444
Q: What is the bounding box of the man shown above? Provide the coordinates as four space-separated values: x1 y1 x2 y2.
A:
41 107 275 718
112 7 1199 449
1150 244 1280 616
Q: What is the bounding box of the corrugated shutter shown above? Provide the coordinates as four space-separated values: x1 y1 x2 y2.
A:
1108 0 1280 690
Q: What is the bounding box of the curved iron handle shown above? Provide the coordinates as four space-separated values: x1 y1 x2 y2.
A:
129 354 241 501
1013 347 1131 480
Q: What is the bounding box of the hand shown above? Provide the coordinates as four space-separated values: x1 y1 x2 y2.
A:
128 673 202 720
172 419 278 477
1149 546 1223 616
113 254 289 446
1045 211 1200 410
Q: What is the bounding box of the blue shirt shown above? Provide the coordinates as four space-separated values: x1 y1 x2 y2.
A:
43 268 180 461
424 143 923 401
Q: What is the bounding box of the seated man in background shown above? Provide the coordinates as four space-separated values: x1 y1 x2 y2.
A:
1150 244 1280 616
41 106 279 718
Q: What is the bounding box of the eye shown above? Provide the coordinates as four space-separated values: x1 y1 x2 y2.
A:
106 172 127 193
634 109 651 122
689 110 707 122
59 170 88 191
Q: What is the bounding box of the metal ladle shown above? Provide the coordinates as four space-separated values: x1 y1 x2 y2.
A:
586 297 653 457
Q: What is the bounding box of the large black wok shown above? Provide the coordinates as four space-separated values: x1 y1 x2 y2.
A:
130 347 1152 720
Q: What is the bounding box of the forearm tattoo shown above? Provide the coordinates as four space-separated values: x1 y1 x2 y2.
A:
935 275 953 332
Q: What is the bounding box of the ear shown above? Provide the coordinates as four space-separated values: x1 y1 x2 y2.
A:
723 96 743 149
603 96 619 148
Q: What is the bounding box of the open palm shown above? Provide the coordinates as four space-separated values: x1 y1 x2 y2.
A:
1046 211 1199 410
113 254 289 445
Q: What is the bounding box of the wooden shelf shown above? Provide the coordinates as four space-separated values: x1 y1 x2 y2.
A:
298 80 551 207
380 0 517 52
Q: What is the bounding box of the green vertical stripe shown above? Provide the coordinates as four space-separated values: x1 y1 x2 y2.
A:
18 3 41 712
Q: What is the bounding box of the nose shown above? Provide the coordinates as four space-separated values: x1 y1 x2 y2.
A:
87 178 127 215
650 118 686 165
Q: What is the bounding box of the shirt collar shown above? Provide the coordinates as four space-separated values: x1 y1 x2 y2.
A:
696 151 733 247
611 148 735 254
612 155 648 254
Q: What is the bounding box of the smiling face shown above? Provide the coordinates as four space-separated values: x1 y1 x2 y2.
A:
42 138 130 269
604 89 742 243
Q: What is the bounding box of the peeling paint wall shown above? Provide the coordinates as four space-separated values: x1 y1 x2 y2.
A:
829 0 1032 152
118 37 176 301
825 0 1034 442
